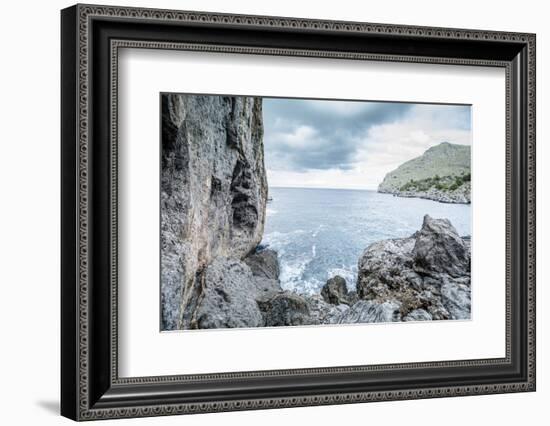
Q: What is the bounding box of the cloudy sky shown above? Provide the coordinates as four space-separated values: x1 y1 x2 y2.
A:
263 98 471 190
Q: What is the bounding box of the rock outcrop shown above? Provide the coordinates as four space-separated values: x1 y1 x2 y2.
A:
355 215 471 320
321 275 358 306
260 291 312 327
244 249 280 281
187 247 284 329
161 94 267 330
190 258 264 329
337 300 402 323
321 275 348 305
305 295 351 325
378 142 471 204
390 181 471 204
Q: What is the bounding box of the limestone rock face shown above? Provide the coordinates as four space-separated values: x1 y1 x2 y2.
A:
190 258 264 329
337 300 402 323
244 249 280 281
403 309 433 322
260 292 312 327
305 295 350 324
356 215 471 321
161 94 267 330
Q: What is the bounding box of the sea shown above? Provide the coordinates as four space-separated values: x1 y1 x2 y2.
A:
261 187 471 295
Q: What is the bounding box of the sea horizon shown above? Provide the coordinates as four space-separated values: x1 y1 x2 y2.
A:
269 185 378 192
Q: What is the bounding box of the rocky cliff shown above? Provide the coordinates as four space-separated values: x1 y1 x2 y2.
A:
378 142 471 204
161 94 267 330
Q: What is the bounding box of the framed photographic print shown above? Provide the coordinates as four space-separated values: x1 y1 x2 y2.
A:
61 4 536 421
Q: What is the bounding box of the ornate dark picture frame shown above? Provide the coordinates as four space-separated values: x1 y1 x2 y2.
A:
61 4 536 421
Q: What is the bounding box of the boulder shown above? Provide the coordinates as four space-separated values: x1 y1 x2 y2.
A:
403 309 433 322
260 292 312 327
355 215 471 321
441 277 471 320
306 294 350 325
160 94 267 330
251 277 282 302
337 300 402 324
190 258 263 329
413 215 470 277
243 248 280 281
321 275 349 305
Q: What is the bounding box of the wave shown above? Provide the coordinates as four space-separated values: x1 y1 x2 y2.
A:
326 266 357 292
262 229 359 295
279 254 321 294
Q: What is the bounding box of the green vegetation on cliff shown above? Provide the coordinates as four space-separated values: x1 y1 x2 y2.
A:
378 142 471 193
378 142 471 204
399 173 471 192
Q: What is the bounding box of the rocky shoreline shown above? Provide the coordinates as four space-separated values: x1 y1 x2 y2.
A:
161 94 471 330
182 214 471 329
379 182 471 204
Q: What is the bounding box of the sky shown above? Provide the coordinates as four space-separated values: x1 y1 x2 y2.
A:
263 98 471 190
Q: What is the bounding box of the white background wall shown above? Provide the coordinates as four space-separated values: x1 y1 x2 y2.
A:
0 0 547 424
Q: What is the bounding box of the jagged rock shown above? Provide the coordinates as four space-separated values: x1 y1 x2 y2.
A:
306 294 350 324
441 277 471 320
321 275 349 305
190 258 263 329
356 237 420 301
244 248 280 281
161 94 267 330
246 248 282 302
260 292 312 327
356 215 471 321
336 300 402 323
403 309 433 322
187 248 285 329
413 215 470 278
389 183 471 204
346 291 360 306
252 277 282 302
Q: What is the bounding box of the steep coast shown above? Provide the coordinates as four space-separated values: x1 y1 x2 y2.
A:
161 94 267 330
378 142 471 204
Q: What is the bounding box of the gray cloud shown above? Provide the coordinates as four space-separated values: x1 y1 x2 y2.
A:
263 98 470 173
263 98 413 171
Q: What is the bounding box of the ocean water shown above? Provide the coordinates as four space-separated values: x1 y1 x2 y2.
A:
262 187 471 295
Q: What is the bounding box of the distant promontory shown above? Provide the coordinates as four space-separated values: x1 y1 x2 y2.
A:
378 142 471 204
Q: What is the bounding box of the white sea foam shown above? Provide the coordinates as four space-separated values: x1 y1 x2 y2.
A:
327 266 358 291
279 255 314 292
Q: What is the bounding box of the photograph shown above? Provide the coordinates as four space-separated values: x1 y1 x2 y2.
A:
160 94 472 331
